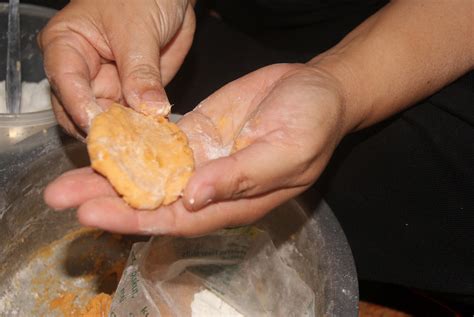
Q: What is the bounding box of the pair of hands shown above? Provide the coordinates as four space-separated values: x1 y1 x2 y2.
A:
42 0 350 236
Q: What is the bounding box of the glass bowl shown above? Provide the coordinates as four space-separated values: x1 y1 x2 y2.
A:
0 3 57 149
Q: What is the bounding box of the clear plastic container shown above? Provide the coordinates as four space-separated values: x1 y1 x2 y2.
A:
0 3 57 149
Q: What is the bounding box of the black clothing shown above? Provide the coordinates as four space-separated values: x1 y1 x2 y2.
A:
167 1 474 301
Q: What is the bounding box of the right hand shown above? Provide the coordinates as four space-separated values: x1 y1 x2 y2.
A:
38 0 195 139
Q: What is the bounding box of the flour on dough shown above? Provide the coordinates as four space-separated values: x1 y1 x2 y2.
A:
87 103 194 209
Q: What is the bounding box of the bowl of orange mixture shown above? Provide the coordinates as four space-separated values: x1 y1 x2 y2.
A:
0 124 358 316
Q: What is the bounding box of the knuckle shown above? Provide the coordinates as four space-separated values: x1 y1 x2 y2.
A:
36 31 44 51
38 18 67 46
165 216 192 237
37 24 52 46
153 3 186 44
293 158 319 187
125 64 161 87
228 157 254 198
296 170 317 188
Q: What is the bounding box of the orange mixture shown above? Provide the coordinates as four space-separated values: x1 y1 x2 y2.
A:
87 103 194 209
50 292 112 317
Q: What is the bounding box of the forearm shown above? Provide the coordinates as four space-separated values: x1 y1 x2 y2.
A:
309 0 474 132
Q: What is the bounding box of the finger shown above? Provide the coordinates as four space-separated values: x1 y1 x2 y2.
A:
90 63 123 110
56 167 96 179
44 168 117 210
77 197 141 234
183 139 304 211
160 5 195 85
110 19 171 117
76 186 302 236
90 63 122 105
51 93 86 141
41 33 102 130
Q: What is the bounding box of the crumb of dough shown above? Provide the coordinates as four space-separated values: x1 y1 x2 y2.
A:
82 293 112 316
50 292 112 317
87 103 194 209
49 293 78 316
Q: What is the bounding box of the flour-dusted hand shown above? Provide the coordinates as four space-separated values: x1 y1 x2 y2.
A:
38 0 195 138
44 63 351 235
179 64 349 212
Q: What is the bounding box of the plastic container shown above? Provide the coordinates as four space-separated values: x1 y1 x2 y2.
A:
0 3 57 149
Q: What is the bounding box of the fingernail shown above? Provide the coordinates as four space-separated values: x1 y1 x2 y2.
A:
192 185 216 211
141 90 167 103
139 90 171 116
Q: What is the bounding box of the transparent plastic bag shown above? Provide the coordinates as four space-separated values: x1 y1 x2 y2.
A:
109 227 315 317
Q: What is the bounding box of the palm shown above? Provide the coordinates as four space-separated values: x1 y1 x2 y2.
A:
180 63 343 181
178 64 297 164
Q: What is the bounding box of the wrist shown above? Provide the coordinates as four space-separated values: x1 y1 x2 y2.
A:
307 53 370 134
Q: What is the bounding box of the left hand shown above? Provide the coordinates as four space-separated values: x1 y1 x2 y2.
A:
44 63 351 236
38 0 195 138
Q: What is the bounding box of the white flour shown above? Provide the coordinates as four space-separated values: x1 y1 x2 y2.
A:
0 79 51 113
191 289 244 317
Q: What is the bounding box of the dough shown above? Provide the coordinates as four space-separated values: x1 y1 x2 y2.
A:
87 104 194 209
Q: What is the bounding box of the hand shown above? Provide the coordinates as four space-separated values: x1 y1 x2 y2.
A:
44 63 352 236
39 0 195 138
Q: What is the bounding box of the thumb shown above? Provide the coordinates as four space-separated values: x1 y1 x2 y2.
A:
183 141 299 211
113 26 171 117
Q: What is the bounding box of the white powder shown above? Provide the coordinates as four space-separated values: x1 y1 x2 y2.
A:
191 289 244 317
0 79 51 113
203 137 232 160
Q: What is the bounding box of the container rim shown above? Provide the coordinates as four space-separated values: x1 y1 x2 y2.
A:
0 110 56 127
0 3 57 18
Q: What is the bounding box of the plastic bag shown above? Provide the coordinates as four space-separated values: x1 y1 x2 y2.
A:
109 227 315 316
